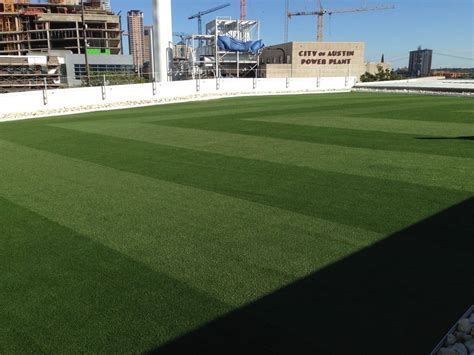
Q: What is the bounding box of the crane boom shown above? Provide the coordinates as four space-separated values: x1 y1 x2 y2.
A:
188 3 231 20
327 5 395 15
173 32 191 41
288 11 323 17
188 3 230 47
287 2 395 42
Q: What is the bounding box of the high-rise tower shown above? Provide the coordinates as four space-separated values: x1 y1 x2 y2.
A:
127 10 145 70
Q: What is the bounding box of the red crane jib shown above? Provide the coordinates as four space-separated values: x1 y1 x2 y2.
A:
240 0 247 20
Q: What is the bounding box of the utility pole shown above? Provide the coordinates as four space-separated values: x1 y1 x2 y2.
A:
117 10 123 55
284 0 289 42
81 0 91 85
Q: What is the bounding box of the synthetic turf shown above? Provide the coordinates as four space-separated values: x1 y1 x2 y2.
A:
0 92 472 353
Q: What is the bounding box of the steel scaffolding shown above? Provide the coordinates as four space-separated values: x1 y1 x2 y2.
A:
188 17 261 79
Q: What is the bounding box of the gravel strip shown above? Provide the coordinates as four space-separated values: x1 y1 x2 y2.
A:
0 89 349 123
432 306 474 355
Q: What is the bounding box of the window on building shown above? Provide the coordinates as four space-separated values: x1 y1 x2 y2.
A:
74 63 135 80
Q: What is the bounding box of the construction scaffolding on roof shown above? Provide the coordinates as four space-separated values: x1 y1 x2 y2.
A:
186 17 262 79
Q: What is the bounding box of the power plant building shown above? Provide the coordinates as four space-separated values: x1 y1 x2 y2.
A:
260 42 366 78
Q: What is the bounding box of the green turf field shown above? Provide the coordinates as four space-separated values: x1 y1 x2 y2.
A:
1 92 473 353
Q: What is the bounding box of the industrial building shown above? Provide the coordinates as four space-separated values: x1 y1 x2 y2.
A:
260 42 366 78
409 47 433 77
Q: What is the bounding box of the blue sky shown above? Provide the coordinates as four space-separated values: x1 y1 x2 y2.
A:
113 0 473 68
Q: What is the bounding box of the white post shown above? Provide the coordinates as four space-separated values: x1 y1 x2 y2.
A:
101 74 106 100
42 78 48 105
196 71 201 92
152 0 172 83
215 18 219 79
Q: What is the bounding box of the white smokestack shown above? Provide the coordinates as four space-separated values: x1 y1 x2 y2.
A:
152 0 173 82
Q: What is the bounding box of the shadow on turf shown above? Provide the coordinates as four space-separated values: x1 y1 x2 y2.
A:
416 136 474 141
148 198 474 355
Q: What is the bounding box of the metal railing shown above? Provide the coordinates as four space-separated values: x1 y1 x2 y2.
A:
0 68 358 94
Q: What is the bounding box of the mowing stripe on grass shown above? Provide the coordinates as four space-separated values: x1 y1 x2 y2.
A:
0 127 469 234
0 196 231 353
48 92 471 125
154 118 474 159
51 121 474 191
0 140 380 306
247 115 474 137
351 102 474 124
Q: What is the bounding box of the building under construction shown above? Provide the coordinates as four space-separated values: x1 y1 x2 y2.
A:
0 0 120 56
0 0 121 92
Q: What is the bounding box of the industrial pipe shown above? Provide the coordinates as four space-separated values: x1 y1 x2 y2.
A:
152 0 172 82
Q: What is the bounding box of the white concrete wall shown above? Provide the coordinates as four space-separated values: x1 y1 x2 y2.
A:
0 77 356 120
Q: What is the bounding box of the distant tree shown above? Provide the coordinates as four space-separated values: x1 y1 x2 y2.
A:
360 72 376 82
82 72 148 87
360 65 401 82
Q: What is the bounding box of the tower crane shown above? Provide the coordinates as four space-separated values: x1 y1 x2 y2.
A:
288 0 395 42
240 0 247 20
188 3 231 47
173 32 191 42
